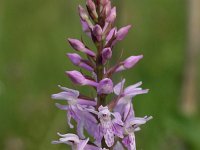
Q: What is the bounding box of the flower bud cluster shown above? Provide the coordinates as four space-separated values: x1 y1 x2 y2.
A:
52 0 152 150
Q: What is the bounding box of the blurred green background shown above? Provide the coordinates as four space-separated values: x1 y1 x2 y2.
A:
0 0 200 149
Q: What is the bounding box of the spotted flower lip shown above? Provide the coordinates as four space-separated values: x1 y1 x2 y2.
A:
87 106 124 148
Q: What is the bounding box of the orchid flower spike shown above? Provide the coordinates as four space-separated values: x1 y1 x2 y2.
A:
52 0 152 149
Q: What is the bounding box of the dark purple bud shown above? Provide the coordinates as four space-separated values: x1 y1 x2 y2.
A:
102 47 112 64
93 24 103 41
115 55 143 72
116 25 132 41
97 78 113 94
68 38 96 57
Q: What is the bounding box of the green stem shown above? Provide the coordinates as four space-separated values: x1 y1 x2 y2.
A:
94 2 109 148
96 41 106 108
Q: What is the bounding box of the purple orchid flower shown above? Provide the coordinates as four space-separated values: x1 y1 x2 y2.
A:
114 79 149 121
52 133 89 150
52 85 97 138
88 106 124 147
122 116 152 150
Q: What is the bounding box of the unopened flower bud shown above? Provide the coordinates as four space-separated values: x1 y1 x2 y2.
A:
115 55 143 72
97 78 113 94
66 70 86 85
86 0 96 11
66 70 98 87
67 53 94 71
68 38 96 57
102 1 111 17
80 19 91 37
68 38 85 50
102 47 112 64
93 24 103 41
78 5 89 21
106 7 116 23
67 53 81 65
116 25 132 41
106 27 117 43
86 0 98 19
